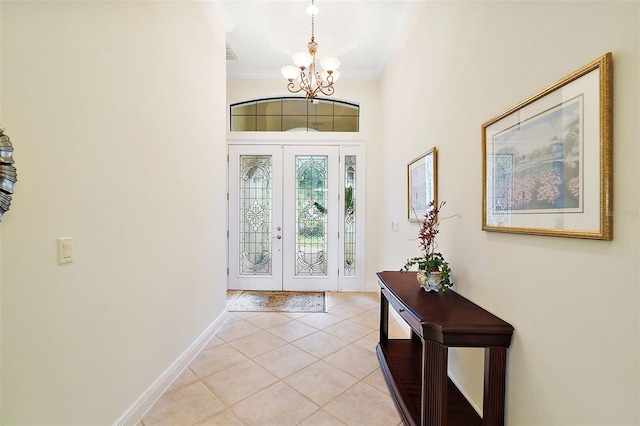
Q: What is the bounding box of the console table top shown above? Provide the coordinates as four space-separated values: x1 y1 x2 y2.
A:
377 271 514 347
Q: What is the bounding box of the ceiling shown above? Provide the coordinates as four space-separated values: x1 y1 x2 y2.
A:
211 0 417 80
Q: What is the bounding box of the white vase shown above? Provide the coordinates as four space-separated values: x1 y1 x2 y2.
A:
416 270 442 292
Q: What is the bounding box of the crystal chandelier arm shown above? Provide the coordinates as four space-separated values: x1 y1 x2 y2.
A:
285 67 314 95
315 83 335 97
319 70 339 85
286 80 305 94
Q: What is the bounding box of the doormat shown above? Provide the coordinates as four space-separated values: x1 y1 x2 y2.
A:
228 291 328 313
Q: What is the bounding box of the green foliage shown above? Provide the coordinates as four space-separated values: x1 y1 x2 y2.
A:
313 201 327 214
345 187 353 212
400 252 452 289
400 200 453 291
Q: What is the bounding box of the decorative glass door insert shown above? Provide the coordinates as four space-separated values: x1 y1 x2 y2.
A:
294 155 329 276
239 155 273 275
344 155 356 276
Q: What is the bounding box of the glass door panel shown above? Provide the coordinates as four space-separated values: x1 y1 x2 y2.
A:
228 145 283 290
344 155 357 276
283 146 339 291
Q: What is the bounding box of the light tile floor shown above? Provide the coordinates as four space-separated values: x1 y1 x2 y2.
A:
140 291 409 426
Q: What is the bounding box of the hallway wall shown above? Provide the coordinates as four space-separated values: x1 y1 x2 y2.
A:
378 1 639 424
0 1 228 424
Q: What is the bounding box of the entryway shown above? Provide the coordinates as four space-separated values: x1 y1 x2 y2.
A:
228 142 364 292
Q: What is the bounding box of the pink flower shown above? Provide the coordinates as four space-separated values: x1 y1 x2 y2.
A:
418 200 445 256
536 171 562 204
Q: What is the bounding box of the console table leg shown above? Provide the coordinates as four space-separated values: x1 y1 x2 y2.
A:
379 294 389 344
483 347 508 426
422 340 448 426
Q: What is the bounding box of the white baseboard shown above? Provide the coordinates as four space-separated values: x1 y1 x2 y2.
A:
448 373 483 417
113 309 229 426
364 280 380 293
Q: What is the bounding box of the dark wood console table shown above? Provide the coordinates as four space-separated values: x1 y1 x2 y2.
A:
376 271 514 426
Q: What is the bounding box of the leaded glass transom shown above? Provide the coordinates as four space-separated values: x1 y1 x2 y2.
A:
230 97 359 132
295 156 328 276
239 155 272 275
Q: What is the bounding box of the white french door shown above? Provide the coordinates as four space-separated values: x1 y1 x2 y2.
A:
229 145 284 291
228 144 340 291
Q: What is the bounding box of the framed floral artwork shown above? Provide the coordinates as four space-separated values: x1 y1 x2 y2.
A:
408 147 437 221
482 53 612 240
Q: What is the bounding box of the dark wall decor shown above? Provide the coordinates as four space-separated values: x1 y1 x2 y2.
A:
0 126 17 221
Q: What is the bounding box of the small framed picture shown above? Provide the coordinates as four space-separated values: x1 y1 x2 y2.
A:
408 147 437 221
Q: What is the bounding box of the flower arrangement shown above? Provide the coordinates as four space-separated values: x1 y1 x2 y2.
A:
401 200 452 291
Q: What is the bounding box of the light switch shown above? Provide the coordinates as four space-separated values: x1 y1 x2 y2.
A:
391 221 399 232
58 237 73 264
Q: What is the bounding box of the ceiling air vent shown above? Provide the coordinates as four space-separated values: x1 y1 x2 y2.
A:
226 41 237 61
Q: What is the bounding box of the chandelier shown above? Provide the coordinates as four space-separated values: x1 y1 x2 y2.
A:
280 0 341 100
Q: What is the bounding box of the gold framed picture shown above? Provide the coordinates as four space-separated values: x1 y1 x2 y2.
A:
482 53 612 240
408 147 437 222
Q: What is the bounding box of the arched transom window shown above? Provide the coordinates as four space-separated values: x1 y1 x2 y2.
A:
230 97 359 132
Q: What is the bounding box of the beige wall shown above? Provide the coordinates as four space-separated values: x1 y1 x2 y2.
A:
378 1 639 424
0 1 228 424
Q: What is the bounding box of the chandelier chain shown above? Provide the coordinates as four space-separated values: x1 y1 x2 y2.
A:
311 0 315 41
